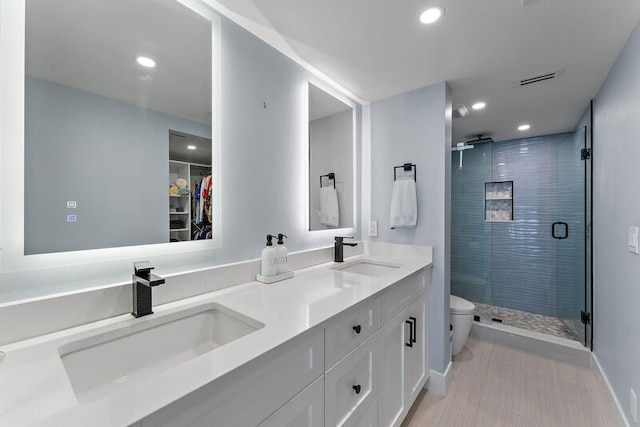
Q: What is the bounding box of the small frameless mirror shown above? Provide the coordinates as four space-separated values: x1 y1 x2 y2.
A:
308 83 354 231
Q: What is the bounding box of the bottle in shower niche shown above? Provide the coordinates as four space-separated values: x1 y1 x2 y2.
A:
276 233 288 274
261 234 278 277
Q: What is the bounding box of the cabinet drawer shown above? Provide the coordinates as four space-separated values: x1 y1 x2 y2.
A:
378 268 429 325
325 298 378 369
136 329 324 427
325 334 378 427
259 375 324 427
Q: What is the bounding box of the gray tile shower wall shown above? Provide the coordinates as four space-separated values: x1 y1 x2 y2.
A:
451 132 585 321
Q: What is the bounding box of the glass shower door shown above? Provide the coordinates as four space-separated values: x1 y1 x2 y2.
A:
555 127 588 346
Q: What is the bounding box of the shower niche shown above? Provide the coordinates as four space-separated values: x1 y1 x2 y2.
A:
484 181 513 221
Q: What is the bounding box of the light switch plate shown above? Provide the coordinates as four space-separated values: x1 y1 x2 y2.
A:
629 227 639 254
368 220 378 237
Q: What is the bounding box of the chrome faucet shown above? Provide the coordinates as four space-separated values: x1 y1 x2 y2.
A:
132 261 165 318
334 236 357 262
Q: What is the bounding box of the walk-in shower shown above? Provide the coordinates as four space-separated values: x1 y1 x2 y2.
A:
451 127 592 347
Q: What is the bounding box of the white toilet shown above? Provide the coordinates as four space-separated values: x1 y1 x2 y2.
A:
450 295 475 356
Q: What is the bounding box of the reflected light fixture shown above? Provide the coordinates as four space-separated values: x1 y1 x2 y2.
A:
419 6 444 24
187 145 197 150
471 102 486 110
136 56 156 68
518 124 531 131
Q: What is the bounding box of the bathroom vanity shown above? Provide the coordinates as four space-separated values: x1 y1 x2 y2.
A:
0 243 432 426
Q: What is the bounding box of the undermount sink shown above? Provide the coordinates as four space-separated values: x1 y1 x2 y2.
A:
331 259 401 277
59 303 264 402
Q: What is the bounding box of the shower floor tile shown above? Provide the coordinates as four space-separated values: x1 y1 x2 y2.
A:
473 302 581 342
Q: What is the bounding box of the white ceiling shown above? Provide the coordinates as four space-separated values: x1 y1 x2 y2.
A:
216 0 640 144
26 0 640 144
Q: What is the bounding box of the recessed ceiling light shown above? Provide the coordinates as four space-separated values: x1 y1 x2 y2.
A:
419 6 444 24
471 102 486 110
518 124 531 131
187 145 197 150
136 56 156 68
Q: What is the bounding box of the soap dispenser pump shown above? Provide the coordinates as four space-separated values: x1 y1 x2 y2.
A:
276 233 288 274
261 234 278 277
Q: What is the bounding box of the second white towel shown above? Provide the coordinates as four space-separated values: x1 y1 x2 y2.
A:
320 187 340 227
389 179 417 229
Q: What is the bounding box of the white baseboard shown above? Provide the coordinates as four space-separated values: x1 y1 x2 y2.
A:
592 353 631 427
427 362 452 395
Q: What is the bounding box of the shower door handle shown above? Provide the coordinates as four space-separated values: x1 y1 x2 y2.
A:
552 222 569 239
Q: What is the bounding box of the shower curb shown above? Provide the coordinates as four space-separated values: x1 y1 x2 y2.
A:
470 321 591 367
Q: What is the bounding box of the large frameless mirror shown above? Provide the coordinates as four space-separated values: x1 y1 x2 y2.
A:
24 0 213 254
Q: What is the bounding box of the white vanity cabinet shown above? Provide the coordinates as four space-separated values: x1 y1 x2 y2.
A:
378 272 430 427
135 265 430 427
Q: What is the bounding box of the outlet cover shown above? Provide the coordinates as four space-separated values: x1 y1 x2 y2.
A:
631 389 638 423
368 220 378 237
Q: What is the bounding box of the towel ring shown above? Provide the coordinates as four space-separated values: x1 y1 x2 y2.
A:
393 163 416 182
320 172 336 188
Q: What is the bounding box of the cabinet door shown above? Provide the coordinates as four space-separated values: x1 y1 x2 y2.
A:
377 310 407 427
259 376 324 427
404 291 428 402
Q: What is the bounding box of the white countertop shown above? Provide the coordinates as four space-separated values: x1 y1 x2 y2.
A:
0 243 432 426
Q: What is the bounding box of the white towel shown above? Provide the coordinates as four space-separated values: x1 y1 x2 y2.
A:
320 187 339 227
389 179 417 229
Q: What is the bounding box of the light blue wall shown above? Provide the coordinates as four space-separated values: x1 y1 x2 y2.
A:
369 82 452 374
451 132 585 322
592 20 640 425
25 76 211 254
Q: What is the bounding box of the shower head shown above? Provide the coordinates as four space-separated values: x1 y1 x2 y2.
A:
465 135 494 145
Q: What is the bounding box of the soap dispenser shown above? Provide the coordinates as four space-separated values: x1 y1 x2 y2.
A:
276 233 288 274
261 234 278 277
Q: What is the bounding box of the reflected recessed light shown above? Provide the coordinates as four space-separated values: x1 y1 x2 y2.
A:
187 145 197 150
419 6 444 24
518 124 531 131
136 56 156 68
471 102 486 110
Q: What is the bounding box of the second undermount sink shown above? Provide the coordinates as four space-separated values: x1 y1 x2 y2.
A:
332 259 401 277
59 303 264 402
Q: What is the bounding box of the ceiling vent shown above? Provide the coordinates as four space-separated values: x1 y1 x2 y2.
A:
515 68 564 88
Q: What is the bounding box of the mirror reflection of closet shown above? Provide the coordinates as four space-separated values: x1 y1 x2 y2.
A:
168 130 213 242
308 83 354 231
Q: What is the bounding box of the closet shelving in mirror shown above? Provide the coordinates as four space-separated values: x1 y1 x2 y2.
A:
169 160 213 242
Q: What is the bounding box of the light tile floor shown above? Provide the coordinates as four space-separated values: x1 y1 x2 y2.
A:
401 337 624 427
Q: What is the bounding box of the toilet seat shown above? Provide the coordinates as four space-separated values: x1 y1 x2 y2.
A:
450 295 475 315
